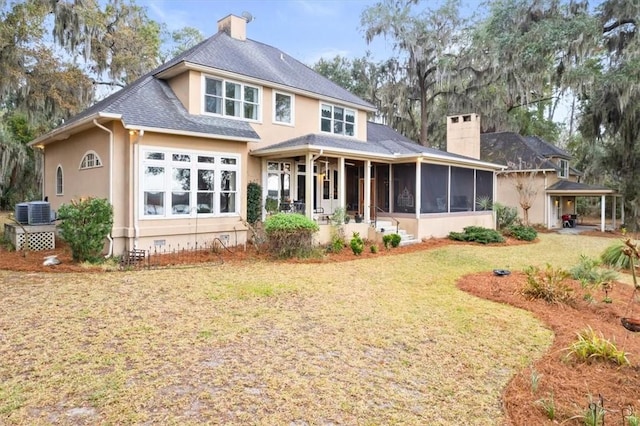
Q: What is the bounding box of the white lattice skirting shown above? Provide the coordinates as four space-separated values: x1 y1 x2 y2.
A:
4 224 56 251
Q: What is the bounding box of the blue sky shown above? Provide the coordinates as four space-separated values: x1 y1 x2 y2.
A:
139 0 482 65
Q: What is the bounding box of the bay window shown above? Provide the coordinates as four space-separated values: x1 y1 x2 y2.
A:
142 149 240 217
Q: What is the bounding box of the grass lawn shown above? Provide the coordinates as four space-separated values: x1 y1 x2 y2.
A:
0 234 618 425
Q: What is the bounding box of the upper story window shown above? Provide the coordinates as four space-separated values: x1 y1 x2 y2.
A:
273 92 294 125
79 151 102 169
320 103 355 136
56 165 63 195
204 76 259 120
558 159 569 179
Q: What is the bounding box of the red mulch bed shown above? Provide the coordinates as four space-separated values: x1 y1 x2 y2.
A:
458 271 640 425
3 235 639 424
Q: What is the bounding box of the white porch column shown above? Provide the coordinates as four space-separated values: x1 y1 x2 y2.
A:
600 195 606 232
389 164 394 214
364 160 372 223
612 196 617 229
338 157 346 209
305 153 314 219
621 197 625 227
415 159 421 219
547 194 552 230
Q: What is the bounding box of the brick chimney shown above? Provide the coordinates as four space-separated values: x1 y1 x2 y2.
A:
217 14 247 41
446 113 481 160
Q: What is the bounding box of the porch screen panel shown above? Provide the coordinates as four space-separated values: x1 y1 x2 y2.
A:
421 163 448 213
376 165 389 212
475 170 493 210
450 167 474 212
393 164 416 214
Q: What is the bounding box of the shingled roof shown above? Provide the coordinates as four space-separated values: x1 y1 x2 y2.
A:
251 122 503 168
480 132 572 172
32 28 377 146
156 32 374 110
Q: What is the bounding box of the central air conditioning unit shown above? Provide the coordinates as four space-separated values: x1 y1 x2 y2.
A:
27 201 51 225
14 203 29 224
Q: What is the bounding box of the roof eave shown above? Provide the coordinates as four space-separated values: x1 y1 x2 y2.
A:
28 112 122 148
127 125 261 142
252 144 505 169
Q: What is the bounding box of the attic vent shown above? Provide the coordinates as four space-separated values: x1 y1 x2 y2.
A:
450 116 459 123
463 115 471 122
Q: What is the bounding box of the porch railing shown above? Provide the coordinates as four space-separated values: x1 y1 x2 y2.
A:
372 205 399 234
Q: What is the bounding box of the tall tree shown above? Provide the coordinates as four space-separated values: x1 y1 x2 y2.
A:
576 0 640 229
362 0 467 147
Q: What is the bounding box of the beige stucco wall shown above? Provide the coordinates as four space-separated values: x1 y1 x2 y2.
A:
496 171 580 227
43 126 111 211
170 70 369 148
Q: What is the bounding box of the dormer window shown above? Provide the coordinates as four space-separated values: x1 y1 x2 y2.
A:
320 103 355 136
204 76 260 120
558 159 569 179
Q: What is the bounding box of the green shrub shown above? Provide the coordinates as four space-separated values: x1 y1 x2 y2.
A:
570 255 619 287
370 244 378 254
350 232 364 255
382 234 392 249
566 326 629 365
246 182 262 224
506 224 537 241
601 240 633 269
264 213 319 258
389 233 402 248
449 226 505 244
265 197 279 215
494 202 519 230
327 231 345 254
330 206 347 226
57 197 113 263
522 264 573 304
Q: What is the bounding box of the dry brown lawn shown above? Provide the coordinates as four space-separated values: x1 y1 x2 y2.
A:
1 215 637 425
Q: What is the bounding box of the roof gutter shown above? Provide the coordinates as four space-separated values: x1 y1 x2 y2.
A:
251 144 504 170
93 119 114 258
125 125 261 142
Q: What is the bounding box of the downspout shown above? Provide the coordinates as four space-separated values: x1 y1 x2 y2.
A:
132 130 144 248
93 119 114 257
543 171 548 228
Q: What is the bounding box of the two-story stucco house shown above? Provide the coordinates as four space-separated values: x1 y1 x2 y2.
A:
29 15 503 256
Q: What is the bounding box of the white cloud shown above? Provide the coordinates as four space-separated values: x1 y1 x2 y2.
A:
292 0 340 18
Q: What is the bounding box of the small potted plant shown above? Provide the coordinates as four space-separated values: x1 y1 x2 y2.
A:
354 213 363 223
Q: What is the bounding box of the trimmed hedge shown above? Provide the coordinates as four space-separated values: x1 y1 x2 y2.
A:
449 226 505 244
264 213 319 258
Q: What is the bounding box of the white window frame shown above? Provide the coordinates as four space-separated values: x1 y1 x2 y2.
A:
56 165 64 195
319 102 356 136
202 75 261 122
79 151 103 170
140 148 241 219
558 159 569 179
273 91 294 126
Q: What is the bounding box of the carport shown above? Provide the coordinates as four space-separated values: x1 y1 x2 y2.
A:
545 180 619 232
